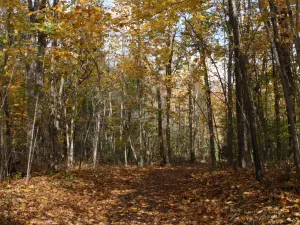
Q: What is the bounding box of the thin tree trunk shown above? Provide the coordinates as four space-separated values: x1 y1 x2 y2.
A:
0 118 4 182
227 33 234 165
137 79 144 166
120 73 126 166
156 86 166 165
189 90 196 163
69 105 75 167
165 85 171 164
254 55 268 162
93 102 101 168
26 94 39 184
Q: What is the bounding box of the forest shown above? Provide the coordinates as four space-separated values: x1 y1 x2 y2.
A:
1 0 300 224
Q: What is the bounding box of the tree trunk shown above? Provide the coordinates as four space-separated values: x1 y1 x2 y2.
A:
93 102 101 168
156 86 166 165
26 0 47 173
258 0 300 178
271 47 282 161
49 0 60 171
189 90 196 163
137 79 145 166
165 31 176 164
0 8 12 181
26 95 39 184
226 33 234 165
285 0 300 68
228 0 263 180
165 83 171 164
203 56 216 168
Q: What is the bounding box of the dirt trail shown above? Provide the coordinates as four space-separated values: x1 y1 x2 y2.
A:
0 165 300 224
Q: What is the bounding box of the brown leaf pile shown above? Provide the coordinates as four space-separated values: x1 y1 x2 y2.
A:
1 165 300 224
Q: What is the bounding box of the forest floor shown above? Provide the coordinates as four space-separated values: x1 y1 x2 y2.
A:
1 165 300 224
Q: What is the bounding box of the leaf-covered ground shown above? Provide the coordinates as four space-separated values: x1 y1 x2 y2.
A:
1 165 300 224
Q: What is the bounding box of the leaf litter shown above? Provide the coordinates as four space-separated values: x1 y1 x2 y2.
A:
1 165 300 224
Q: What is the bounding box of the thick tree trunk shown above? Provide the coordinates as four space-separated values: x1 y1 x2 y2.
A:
49 0 60 171
271 48 282 161
285 0 300 68
0 74 7 182
275 3 297 158
165 31 176 164
270 2 300 175
36 0 47 87
26 0 47 173
228 0 263 180
0 8 12 181
258 0 300 178
203 56 216 168
235 67 246 168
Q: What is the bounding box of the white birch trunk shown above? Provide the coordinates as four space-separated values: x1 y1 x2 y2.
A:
26 95 39 184
93 108 101 168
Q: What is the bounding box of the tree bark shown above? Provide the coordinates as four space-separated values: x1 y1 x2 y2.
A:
26 95 39 184
271 47 282 161
228 0 263 180
226 33 234 165
0 7 13 182
165 78 171 164
156 86 166 165
165 31 176 164
258 0 300 178
203 56 216 168
189 90 196 163
137 79 145 166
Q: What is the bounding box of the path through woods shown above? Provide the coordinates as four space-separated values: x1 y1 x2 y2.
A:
1 166 300 224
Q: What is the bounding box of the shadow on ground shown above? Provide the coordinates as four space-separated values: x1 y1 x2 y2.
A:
1 165 300 224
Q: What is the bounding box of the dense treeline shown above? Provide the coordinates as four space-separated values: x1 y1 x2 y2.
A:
0 0 299 182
